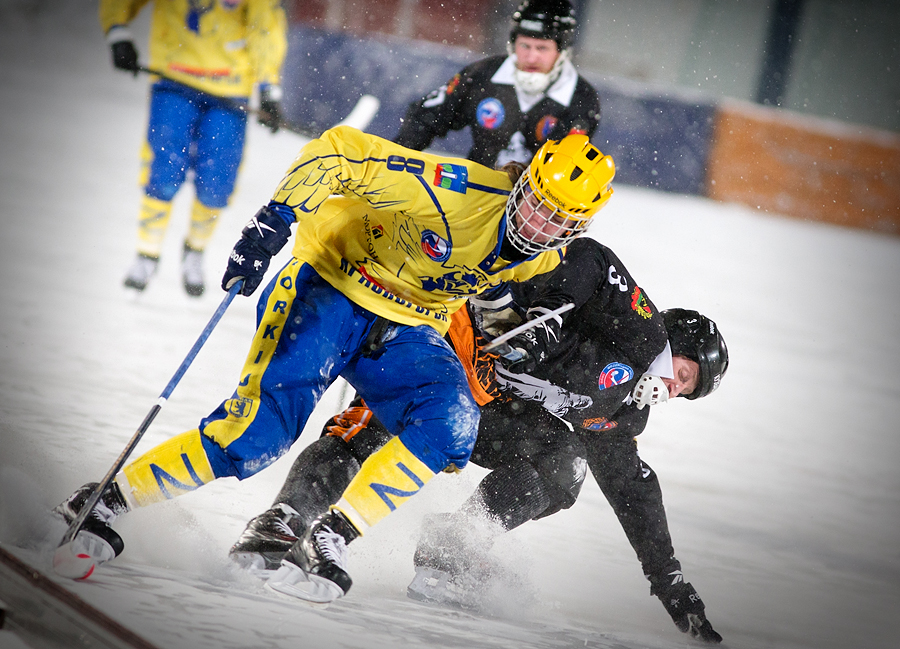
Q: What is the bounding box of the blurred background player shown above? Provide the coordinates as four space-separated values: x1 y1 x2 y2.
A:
227 236 728 642
100 0 287 296
395 0 600 168
54 130 616 605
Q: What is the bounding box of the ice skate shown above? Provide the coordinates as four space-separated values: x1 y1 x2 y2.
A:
181 242 205 297
406 565 476 609
265 510 359 605
123 253 159 292
229 503 301 578
53 482 129 571
406 512 502 609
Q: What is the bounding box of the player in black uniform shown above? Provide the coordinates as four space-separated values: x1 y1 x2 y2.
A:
229 237 728 643
395 0 601 168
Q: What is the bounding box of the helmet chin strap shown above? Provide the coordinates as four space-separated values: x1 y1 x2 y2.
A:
510 49 570 95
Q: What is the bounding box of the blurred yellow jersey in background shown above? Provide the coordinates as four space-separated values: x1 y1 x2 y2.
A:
99 0 287 98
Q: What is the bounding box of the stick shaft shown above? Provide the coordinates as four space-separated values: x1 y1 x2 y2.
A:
58 282 242 547
482 303 575 351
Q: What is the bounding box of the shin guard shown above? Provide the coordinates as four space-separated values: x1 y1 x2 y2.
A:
135 195 173 258
185 200 221 252
333 436 435 532
463 461 552 531
116 429 216 508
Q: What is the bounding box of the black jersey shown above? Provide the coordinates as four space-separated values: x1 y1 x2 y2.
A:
474 237 680 578
507 236 668 432
395 55 600 168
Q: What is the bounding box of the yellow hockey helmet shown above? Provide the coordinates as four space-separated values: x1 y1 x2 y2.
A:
506 134 615 255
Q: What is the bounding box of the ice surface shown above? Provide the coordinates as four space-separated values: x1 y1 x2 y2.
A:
1 2 899 649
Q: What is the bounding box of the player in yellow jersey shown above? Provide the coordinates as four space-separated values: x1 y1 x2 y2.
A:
55 127 615 603
99 0 287 296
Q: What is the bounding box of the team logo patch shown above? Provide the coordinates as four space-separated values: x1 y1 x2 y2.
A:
420 230 452 262
226 396 253 418
536 115 558 141
476 98 505 129
631 287 652 319
582 416 618 431
434 163 468 193
598 362 634 390
446 74 461 95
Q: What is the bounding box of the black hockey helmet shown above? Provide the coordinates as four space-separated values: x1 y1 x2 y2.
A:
662 308 729 400
510 0 578 51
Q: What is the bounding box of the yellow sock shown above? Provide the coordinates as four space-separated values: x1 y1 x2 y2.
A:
185 200 221 252
115 429 216 508
333 436 435 533
136 195 173 258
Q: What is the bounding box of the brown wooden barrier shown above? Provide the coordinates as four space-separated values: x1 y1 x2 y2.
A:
706 100 900 235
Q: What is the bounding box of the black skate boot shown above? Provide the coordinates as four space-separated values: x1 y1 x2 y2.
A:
53 482 128 569
229 503 302 578
265 509 360 605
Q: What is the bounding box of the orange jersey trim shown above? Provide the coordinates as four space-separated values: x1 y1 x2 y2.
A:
167 63 232 78
446 308 502 406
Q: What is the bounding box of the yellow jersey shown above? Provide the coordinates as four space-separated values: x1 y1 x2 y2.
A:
272 126 563 335
99 0 287 98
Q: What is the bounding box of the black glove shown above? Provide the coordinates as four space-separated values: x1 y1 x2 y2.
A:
469 285 523 340
494 306 561 374
650 571 723 643
221 204 292 296
110 40 139 75
258 85 282 133
495 330 541 374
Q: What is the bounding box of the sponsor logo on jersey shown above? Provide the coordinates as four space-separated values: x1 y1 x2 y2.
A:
476 98 505 129
630 286 653 319
372 224 384 239
433 163 468 193
598 362 634 390
536 115 559 141
581 416 618 431
338 258 450 325
446 74 461 95
420 230 452 262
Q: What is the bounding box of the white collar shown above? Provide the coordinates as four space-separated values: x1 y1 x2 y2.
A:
491 55 580 112
646 341 674 379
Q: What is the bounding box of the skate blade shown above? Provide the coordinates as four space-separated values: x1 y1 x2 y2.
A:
229 552 280 580
265 563 343 607
406 566 468 608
